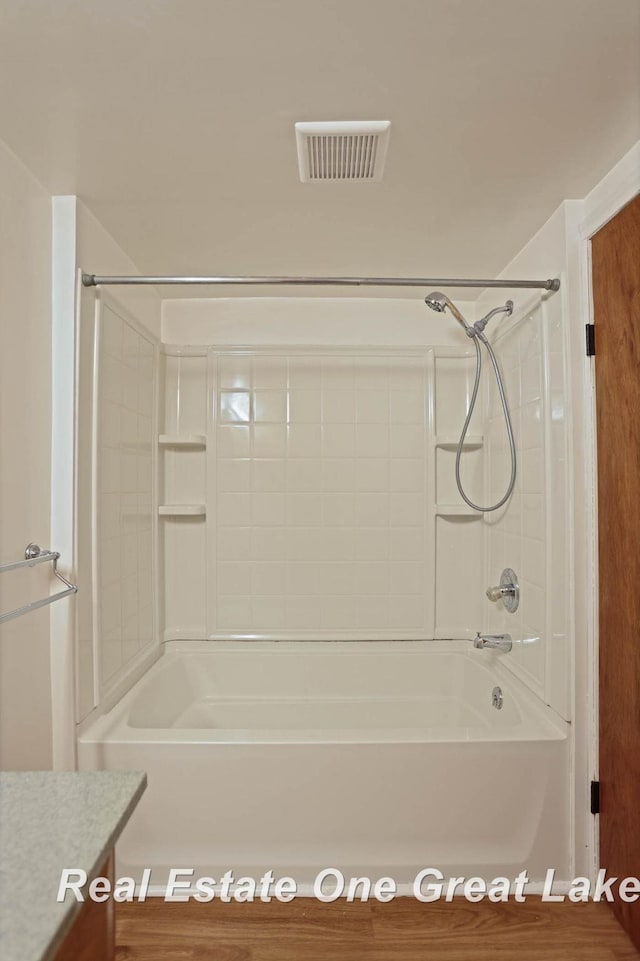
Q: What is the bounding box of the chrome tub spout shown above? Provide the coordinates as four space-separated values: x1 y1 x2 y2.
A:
473 633 512 653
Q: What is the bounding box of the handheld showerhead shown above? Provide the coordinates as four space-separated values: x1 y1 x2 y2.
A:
424 291 472 332
424 291 448 313
425 292 514 336
425 291 517 513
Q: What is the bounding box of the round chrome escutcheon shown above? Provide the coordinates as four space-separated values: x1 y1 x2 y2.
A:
500 567 519 613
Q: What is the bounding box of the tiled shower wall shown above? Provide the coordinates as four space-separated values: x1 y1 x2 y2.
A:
483 297 570 719
215 350 429 636
97 302 157 689
160 346 484 641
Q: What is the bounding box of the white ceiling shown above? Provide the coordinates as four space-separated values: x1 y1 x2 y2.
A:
0 0 638 297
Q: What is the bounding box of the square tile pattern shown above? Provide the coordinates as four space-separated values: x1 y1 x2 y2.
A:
98 306 155 683
214 352 429 634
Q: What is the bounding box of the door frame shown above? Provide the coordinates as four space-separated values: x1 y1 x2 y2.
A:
575 144 640 883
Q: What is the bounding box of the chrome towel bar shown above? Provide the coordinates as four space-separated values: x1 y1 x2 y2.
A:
0 543 77 625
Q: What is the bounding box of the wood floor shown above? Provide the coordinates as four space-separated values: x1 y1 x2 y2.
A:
116 897 640 960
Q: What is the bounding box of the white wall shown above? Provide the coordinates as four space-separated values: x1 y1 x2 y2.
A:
162 296 475 347
0 138 54 768
71 202 161 727
76 204 161 341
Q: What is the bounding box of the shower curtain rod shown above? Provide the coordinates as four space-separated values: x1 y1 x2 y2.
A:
81 273 561 291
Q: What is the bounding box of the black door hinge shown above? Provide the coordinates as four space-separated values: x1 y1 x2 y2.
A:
586 324 596 356
591 780 600 815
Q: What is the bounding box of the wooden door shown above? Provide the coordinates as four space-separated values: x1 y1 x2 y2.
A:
593 192 640 949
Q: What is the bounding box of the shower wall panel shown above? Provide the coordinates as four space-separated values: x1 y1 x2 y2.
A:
158 350 208 639
74 201 162 724
97 301 157 692
160 344 484 641
483 296 569 718
213 349 429 638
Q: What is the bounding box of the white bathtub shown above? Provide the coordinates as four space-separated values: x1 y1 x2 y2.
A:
78 641 569 889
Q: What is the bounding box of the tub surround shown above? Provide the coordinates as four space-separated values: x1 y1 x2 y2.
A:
77 297 571 894
0 770 146 961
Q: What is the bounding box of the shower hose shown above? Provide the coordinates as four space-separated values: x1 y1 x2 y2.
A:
456 329 517 512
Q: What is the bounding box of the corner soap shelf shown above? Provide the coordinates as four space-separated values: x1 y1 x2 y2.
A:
159 434 206 448
435 435 483 451
158 431 206 517
435 505 480 517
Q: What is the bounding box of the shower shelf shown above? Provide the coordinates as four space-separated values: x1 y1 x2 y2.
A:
159 433 207 448
435 435 483 450
158 505 206 517
436 505 479 517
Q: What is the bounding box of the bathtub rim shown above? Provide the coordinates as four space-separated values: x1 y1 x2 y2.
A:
78 639 568 746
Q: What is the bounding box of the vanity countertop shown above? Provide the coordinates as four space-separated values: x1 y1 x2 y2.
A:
0 770 146 961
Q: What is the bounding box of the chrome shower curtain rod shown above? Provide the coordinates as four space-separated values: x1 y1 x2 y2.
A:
82 273 560 291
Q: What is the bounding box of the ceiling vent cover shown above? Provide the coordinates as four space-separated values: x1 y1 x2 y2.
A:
295 121 391 182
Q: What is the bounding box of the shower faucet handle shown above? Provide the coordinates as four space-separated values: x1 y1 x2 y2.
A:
485 568 519 613
486 585 507 601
